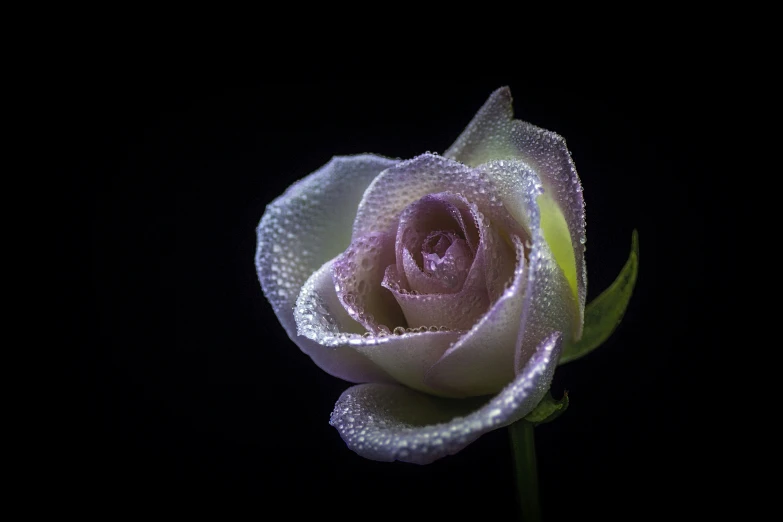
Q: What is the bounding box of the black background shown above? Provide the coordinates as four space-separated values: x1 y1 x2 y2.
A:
60 66 716 517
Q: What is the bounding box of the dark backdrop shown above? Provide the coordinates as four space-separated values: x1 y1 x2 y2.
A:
61 70 713 517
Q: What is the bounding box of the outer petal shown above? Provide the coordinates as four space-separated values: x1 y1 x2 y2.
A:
481 161 577 375
424 162 576 396
330 332 563 464
256 154 399 382
295 258 463 397
444 87 587 336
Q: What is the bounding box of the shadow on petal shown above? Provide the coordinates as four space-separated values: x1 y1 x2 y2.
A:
330 332 563 464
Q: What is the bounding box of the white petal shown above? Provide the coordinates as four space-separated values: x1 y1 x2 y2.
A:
444 87 586 335
295 257 462 396
478 161 577 375
330 332 563 464
256 154 399 382
423 236 527 396
425 163 576 396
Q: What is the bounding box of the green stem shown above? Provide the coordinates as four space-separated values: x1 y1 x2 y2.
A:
509 419 541 522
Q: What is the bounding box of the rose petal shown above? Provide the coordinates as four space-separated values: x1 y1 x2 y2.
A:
423 236 527 396
382 248 490 331
329 332 563 464
419 235 472 293
332 232 405 333
480 161 578 374
444 87 586 336
425 164 576 396
468 202 516 303
256 154 399 382
352 154 527 243
394 193 479 289
400 247 460 295
296 258 463 397
294 259 395 384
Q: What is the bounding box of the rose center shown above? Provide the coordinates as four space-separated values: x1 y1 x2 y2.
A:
420 230 472 290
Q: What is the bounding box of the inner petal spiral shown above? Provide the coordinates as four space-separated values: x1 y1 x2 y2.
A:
420 231 472 292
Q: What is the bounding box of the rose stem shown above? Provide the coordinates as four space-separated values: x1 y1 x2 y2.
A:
509 419 542 522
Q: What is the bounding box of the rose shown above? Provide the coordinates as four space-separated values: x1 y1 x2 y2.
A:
256 87 620 464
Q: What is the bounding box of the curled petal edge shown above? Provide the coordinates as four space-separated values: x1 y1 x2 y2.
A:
444 87 586 338
329 331 563 464
256 154 400 382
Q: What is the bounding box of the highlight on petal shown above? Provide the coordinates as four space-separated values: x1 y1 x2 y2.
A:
423 236 527 396
332 232 405 333
382 248 489 332
352 153 527 243
560 230 639 365
329 332 563 465
474 161 577 376
256 154 399 382
424 162 575 397
444 87 587 336
380 192 516 334
295 257 463 397
392 193 477 294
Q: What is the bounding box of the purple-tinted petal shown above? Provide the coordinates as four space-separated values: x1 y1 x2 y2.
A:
393 193 477 293
425 163 576 396
256 154 399 382
444 87 587 334
332 232 405 333
480 161 577 375
382 246 490 331
296 258 462 397
470 202 516 303
419 234 472 293
423 236 527 396
352 154 527 243
330 332 563 464
399 248 457 295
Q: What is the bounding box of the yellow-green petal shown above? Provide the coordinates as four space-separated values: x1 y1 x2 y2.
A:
539 192 578 309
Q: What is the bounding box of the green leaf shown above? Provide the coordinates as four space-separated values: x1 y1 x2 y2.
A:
524 390 569 425
560 229 639 365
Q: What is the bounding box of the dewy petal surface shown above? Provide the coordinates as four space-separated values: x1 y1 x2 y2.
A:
481 161 577 375
425 162 576 395
332 232 405 333
393 193 477 294
423 236 527 396
353 154 528 243
296 258 463 397
444 87 587 337
382 247 490 331
256 154 399 382
330 332 563 464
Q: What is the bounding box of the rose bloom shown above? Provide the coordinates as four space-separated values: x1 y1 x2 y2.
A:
256 87 587 464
